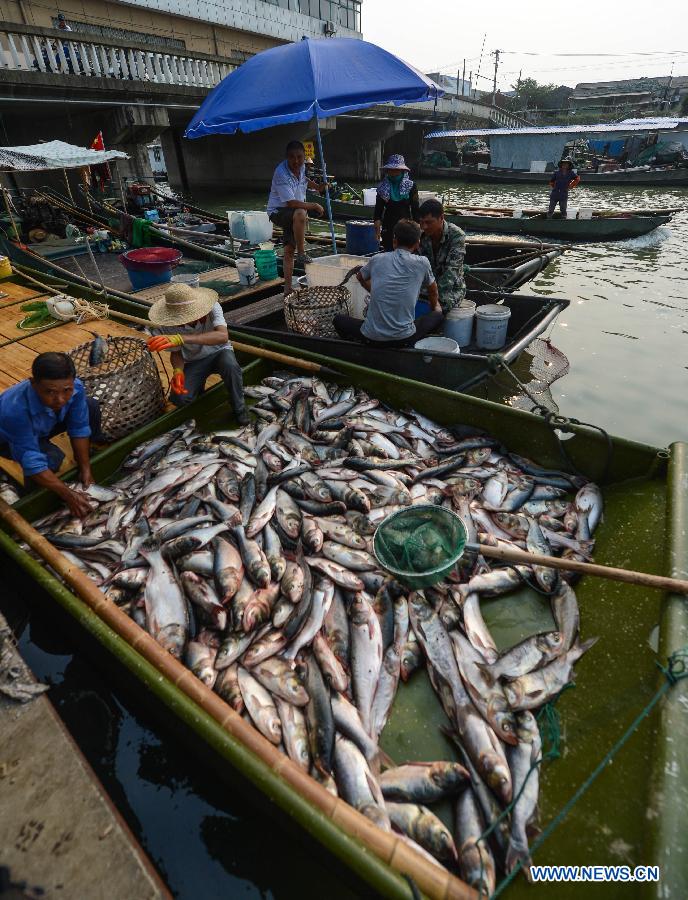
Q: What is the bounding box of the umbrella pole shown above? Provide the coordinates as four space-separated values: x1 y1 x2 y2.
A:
314 117 337 255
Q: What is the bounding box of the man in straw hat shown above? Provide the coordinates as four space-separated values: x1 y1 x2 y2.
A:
146 283 248 424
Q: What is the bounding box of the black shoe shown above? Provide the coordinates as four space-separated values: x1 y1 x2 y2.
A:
236 409 250 426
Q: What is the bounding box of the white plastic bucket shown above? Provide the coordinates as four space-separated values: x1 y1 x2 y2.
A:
443 300 476 346
475 304 511 350
307 253 370 318
363 188 377 206
512 208 523 219
171 272 200 288
566 207 579 220
243 211 273 244
236 258 258 286
578 207 593 220
414 336 460 355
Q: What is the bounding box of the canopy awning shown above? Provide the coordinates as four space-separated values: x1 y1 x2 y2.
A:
425 117 688 140
0 140 128 172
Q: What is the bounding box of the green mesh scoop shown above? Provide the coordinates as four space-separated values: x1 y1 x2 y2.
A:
373 505 468 589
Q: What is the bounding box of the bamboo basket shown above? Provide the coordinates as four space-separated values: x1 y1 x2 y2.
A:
284 285 351 338
69 336 165 442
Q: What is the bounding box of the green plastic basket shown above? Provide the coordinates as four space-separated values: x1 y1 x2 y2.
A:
373 504 468 589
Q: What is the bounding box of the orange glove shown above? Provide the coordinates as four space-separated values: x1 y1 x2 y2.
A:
147 334 184 352
170 368 188 395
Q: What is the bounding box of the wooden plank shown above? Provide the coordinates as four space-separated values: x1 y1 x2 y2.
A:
0 280 51 303
0 342 41 390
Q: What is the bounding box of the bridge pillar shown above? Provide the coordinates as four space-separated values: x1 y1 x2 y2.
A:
108 106 171 181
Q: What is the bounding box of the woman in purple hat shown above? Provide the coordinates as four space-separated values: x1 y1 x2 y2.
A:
374 154 420 251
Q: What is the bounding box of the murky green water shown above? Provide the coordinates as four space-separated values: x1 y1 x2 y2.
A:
195 179 688 448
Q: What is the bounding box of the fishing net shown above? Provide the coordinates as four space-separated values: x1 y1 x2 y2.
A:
507 338 570 414
374 506 466 585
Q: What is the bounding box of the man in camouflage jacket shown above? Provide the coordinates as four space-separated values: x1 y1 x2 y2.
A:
418 199 466 313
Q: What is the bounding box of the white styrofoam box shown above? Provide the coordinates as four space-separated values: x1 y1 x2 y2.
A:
307 253 370 318
529 160 547 173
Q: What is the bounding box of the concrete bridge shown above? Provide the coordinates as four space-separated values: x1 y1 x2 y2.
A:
0 20 516 191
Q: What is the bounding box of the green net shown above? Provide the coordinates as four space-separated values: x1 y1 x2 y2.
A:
375 506 466 578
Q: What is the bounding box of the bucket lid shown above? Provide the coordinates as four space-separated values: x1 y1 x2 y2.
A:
476 303 511 319
414 336 460 352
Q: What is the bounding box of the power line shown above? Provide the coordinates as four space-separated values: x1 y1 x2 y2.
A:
502 49 688 57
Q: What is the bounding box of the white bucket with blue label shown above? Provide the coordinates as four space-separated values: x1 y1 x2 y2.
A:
475 304 511 350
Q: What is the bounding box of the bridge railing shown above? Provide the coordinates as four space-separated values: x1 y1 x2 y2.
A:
0 21 239 89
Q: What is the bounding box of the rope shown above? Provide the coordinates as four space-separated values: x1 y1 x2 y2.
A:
488 646 688 898
485 354 614 482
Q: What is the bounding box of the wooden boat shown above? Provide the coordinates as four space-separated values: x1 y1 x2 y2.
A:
226 291 568 393
0 286 684 896
427 163 688 186
443 205 676 242
51 187 565 296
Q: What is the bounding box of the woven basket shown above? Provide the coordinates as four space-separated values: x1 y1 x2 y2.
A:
284 285 350 338
69 336 165 442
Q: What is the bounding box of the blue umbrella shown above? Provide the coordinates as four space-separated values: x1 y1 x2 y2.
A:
185 37 442 251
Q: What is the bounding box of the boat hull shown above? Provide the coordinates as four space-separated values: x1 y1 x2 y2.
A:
0 296 685 896
446 212 672 241
230 292 568 393
423 163 688 186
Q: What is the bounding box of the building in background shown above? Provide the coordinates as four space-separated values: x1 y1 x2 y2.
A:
426 72 472 98
571 75 688 118
6 0 362 63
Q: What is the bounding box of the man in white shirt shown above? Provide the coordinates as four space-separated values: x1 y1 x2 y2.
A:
146 283 248 425
267 140 326 295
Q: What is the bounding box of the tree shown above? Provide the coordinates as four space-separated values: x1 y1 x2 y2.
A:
514 77 569 110
681 94 688 115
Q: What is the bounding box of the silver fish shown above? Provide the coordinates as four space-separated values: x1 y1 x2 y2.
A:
180 571 227 631
251 655 309 705
506 711 541 877
237 666 282 744
503 637 598 710
140 547 188 658
275 696 310 770
350 591 383 737
334 736 390 828
385 802 458 864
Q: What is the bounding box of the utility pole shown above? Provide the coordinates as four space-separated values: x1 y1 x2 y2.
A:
469 70 473 98
515 68 522 113
461 58 466 96
491 49 500 107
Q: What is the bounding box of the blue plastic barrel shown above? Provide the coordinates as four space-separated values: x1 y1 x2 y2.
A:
346 220 378 255
126 267 173 291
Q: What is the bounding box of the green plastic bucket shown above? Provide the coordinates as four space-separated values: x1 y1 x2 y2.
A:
373 504 468 589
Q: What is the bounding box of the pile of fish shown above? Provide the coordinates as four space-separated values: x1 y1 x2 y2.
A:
33 374 602 893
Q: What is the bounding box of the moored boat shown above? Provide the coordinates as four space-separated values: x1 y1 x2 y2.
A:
227 292 568 394
431 163 688 187
443 205 676 242
0 313 685 898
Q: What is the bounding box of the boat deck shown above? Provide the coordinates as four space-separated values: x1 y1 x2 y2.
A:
0 609 169 899
0 278 198 483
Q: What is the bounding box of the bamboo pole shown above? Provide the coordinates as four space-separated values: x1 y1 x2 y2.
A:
0 497 475 900
471 542 688 594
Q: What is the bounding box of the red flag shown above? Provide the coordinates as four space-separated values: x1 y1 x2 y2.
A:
90 131 105 152
89 131 110 191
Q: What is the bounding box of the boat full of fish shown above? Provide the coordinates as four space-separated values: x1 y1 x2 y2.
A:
31 374 602 893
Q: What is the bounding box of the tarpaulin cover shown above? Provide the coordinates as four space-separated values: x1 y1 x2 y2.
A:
185 37 442 138
0 140 128 172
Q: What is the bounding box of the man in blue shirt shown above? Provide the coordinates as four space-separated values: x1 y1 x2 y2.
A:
334 220 442 348
0 352 102 518
267 140 326 295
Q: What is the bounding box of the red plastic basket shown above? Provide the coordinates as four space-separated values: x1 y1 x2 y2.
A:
120 247 182 272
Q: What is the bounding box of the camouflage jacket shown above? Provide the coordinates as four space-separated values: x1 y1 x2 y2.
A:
419 221 466 313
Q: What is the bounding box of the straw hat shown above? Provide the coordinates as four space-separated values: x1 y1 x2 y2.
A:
148 283 218 326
